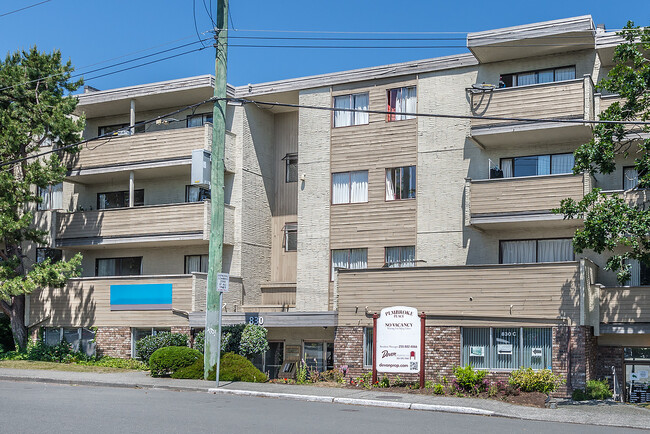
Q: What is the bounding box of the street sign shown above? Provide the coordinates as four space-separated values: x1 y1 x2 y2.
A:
216 273 230 292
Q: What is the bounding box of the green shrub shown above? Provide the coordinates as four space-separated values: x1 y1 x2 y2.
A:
239 324 269 359
149 346 201 377
221 324 246 354
77 357 148 370
296 359 308 384
218 352 267 382
135 332 188 362
572 388 588 401
0 314 14 353
375 375 390 388
172 358 205 379
193 331 205 353
433 383 445 395
508 367 564 394
586 379 613 400
321 369 344 384
453 365 488 393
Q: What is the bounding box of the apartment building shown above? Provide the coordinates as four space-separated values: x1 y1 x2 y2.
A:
25 15 648 398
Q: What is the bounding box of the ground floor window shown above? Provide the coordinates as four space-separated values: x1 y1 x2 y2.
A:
625 347 650 403
303 341 334 372
363 327 373 368
461 327 552 371
131 328 170 358
251 341 285 380
43 327 95 356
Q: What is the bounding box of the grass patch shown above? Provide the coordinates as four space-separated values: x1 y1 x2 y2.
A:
0 360 143 373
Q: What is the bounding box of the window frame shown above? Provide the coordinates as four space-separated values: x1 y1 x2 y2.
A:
131 327 171 358
36 247 63 264
384 246 416 268
499 65 576 88
386 86 417 122
385 166 417 201
37 183 63 211
98 123 144 136
332 92 370 128
186 113 213 128
97 189 144 209
302 341 334 372
330 248 368 281
283 222 298 252
498 153 575 179
184 254 209 274
331 170 369 205
499 238 575 264
185 185 211 202
95 256 143 277
363 327 374 369
284 153 298 183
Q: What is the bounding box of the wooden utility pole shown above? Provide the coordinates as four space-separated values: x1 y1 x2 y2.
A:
204 0 228 381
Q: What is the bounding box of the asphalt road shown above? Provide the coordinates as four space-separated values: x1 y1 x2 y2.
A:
1 381 645 434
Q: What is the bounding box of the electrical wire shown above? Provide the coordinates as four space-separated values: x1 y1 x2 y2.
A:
0 0 50 18
193 0 207 48
212 27 629 35
224 43 595 49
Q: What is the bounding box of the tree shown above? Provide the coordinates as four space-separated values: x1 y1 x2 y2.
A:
0 47 84 350
556 22 650 283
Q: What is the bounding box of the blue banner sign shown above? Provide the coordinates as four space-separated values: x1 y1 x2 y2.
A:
110 283 172 311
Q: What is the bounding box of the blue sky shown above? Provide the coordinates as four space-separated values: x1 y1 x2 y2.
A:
0 0 647 91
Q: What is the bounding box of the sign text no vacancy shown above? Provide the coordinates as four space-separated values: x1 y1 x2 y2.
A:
375 306 421 374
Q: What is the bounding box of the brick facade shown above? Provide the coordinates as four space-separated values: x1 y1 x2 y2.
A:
596 346 625 397
95 327 131 358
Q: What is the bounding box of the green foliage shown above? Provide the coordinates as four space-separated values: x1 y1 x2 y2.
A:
295 359 308 384
0 47 85 349
216 352 268 382
221 324 246 354
555 22 650 283
76 357 147 370
433 383 445 395
573 379 613 401
193 330 205 353
238 324 269 359
149 346 201 378
353 371 373 389
171 357 205 379
453 365 488 393
508 368 564 394
0 314 14 352
134 332 188 363
376 374 390 388
321 369 345 384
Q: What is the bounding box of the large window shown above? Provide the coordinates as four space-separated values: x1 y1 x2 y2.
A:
333 93 369 127
185 185 211 202
44 327 96 356
97 189 144 209
625 259 650 286
303 342 334 372
497 153 574 179
132 328 170 358
185 254 208 274
98 123 144 136
187 113 213 127
462 327 552 371
387 87 416 121
38 183 63 210
284 223 297 252
332 171 368 204
499 66 575 88
363 327 373 368
331 248 367 281
386 166 416 200
623 166 648 190
96 257 142 277
385 246 415 268
36 248 62 264
500 239 574 264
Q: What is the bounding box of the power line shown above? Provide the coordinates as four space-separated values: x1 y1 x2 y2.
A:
226 97 650 126
225 43 594 49
0 0 50 18
213 27 628 35
0 97 215 169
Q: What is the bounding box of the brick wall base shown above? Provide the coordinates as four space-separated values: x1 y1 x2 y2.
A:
95 327 131 358
596 346 625 397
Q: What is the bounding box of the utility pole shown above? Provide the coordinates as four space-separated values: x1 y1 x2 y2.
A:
204 0 228 382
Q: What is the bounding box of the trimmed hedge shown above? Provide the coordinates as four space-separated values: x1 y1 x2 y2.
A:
135 332 188 362
572 379 613 401
508 367 564 394
149 346 201 377
171 352 267 383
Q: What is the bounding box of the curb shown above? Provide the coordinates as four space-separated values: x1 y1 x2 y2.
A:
208 388 495 416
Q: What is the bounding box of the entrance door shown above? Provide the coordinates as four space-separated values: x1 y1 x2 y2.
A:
252 342 284 380
626 363 650 403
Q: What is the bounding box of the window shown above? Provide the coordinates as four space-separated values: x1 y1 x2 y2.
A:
36 248 62 264
385 246 415 268
132 328 170 358
461 327 552 371
363 327 373 368
497 154 574 179
303 342 334 372
333 93 369 127
500 239 574 264
96 257 142 277
187 113 213 127
623 166 648 190
499 66 576 88
97 189 144 209
43 327 96 356
386 166 416 200
331 248 368 281
624 259 650 286
284 153 298 183
185 254 208 274
37 183 63 210
98 123 144 136
332 171 368 204
387 86 416 121
185 185 211 202
284 223 297 252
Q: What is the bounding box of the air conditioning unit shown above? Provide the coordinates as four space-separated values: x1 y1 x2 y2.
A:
191 149 211 187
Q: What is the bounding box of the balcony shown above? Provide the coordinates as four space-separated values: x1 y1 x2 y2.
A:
465 173 589 230
336 260 599 328
55 201 234 248
601 287 650 326
468 78 594 148
27 274 202 328
66 124 236 177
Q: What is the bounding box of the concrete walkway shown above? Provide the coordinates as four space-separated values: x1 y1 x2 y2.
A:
1 367 649 430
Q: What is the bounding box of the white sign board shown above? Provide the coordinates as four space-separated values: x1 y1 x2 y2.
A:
216 273 230 293
376 306 420 373
470 346 485 357
531 347 543 358
497 344 513 355
631 372 640 381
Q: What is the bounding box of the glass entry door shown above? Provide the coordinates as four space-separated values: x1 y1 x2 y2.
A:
252 342 284 380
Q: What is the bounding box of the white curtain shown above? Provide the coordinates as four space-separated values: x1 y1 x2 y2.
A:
332 173 350 204
350 171 368 203
50 183 63 209
537 70 554 84
405 87 417 119
385 247 400 268
501 159 513 178
185 255 201 273
96 259 115 277
353 93 369 125
331 249 349 281
385 169 396 200
39 187 50 210
555 67 575 81
402 246 415 267
349 249 367 269
537 155 551 176
517 72 536 86
552 154 575 174
501 240 536 264
624 168 638 190
538 239 573 262
391 87 416 121
334 95 351 127
627 259 641 286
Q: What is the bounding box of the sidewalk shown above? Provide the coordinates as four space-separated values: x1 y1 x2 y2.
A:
1 367 649 430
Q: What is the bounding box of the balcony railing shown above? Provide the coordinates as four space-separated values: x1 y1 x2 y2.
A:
600 286 650 324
